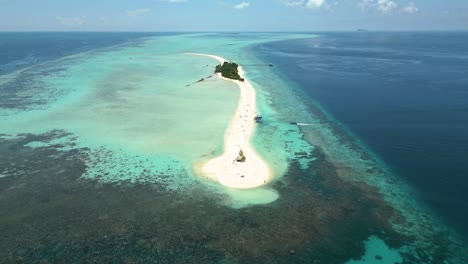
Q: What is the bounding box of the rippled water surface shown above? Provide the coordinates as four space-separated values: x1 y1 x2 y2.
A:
1 32 467 263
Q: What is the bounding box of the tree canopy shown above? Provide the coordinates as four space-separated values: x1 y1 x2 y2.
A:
215 62 244 82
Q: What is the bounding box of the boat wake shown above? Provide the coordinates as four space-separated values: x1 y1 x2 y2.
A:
297 123 317 126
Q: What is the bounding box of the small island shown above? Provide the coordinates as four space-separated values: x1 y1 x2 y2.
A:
187 52 271 190
215 62 245 82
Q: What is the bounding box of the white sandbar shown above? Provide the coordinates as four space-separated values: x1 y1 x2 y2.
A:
187 53 272 189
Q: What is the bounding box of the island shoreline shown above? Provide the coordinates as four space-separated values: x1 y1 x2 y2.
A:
186 53 272 189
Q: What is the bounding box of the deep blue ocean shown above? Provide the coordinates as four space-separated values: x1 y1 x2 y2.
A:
256 31 468 240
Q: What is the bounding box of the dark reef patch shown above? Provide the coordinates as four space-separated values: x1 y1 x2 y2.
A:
0 63 70 112
0 131 456 264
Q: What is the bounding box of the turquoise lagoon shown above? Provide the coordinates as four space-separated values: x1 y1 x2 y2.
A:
1 33 467 263
1 33 314 204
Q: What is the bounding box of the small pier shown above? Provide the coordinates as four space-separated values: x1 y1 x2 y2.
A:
243 63 274 67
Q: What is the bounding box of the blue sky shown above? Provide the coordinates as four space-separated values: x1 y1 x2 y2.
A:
0 0 467 31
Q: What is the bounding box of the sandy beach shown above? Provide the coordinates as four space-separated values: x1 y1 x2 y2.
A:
187 53 272 189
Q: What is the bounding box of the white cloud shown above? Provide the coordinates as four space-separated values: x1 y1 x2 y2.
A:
357 0 374 11
377 0 397 14
234 2 250 10
280 0 329 10
306 0 326 9
56 16 86 27
403 2 419 14
357 0 397 14
280 0 304 7
126 8 151 17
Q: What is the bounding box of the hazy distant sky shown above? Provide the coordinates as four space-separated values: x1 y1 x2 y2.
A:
1 0 467 31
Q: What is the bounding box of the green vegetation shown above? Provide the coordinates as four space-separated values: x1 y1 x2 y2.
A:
215 62 244 82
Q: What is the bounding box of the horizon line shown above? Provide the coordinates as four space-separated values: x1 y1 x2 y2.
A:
1 29 468 33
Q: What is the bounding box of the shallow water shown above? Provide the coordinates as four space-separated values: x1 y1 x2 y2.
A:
1 32 467 263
